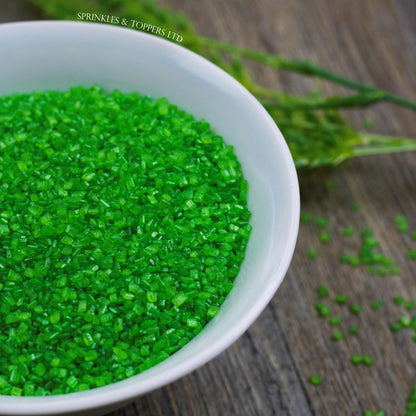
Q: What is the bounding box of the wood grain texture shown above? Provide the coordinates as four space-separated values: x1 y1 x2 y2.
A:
1 0 416 415
0 0 43 23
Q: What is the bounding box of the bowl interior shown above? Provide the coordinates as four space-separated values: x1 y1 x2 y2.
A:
0 21 299 415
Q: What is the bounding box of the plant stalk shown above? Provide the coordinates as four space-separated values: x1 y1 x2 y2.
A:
353 133 416 157
185 35 416 111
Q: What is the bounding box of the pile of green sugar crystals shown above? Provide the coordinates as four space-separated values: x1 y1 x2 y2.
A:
0 85 252 396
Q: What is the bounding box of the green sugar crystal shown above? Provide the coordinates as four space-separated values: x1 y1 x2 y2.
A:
308 374 323 386
0 85 252 395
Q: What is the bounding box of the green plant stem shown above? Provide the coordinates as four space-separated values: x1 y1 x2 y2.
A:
185 35 416 111
261 91 386 110
353 134 416 157
247 84 283 100
246 83 386 110
21 0 416 170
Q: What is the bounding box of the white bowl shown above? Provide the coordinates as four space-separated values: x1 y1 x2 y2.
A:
0 21 299 416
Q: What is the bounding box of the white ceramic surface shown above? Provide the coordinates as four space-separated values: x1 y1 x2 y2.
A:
0 21 299 416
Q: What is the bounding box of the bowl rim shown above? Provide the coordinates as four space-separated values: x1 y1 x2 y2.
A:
0 20 300 414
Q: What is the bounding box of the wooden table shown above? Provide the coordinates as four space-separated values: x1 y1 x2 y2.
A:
1 1 416 414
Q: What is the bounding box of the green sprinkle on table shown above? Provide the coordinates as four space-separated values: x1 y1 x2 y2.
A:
393 296 405 306
363 355 374 366
391 322 403 332
315 302 330 318
371 300 383 310
317 285 329 298
406 301 415 311
349 325 359 335
335 294 347 305
329 316 341 326
351 355 364 365
395 215 408 233
308 374 322 386
343 227 355 237
300 212 312 224
315 216 329 228
319 231 330 243
350 304 362 315
331 331 344 341
308 249 318 259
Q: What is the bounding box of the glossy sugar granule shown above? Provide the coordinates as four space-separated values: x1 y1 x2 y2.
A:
0 86 251 396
